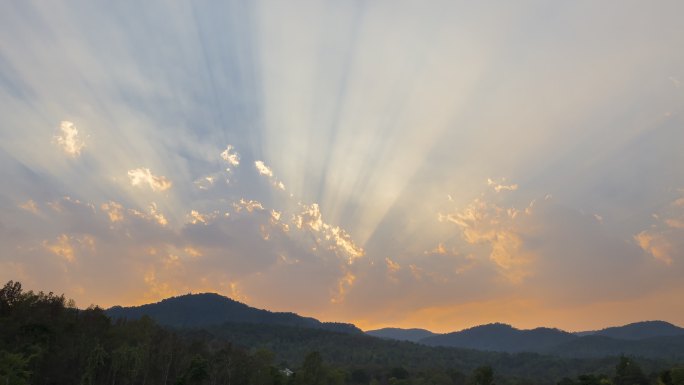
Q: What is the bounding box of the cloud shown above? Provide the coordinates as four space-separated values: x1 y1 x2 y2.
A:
43 233 95 263
385 257 401 273
148 203 168 226
44 234 76 262
254 160 273 177
233 199 264 213
54 121 85 157
194 175 217 190
635 231 673 265
331 271 356 304
127 168 172 192
634 190 684 265
439 193 534 282
19 200 39 214
128 203 169 227
487 178 519 193
220 145 240 167
101 201 124 222
255 160 286 190
3 1 684 331
188 210 217 225
293 203 365 263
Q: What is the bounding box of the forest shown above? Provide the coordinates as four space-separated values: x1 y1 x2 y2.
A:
1 281 683 385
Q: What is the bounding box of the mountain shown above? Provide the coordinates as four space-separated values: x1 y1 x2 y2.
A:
106 292 361 334
106 292 684 360
418 321 684 359
420 323 577 352
582 321 684 340
201 322 659 384
365 327 437 342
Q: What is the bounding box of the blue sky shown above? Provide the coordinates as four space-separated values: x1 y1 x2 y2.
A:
1 1 683 332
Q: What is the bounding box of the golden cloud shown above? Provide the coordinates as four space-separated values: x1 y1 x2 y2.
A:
127 168 172 192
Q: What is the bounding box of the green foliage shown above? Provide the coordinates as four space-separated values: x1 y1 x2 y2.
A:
471 366 494 385
0 350 32 385
614 356 648 385
672 368 684 385
0 281 289 385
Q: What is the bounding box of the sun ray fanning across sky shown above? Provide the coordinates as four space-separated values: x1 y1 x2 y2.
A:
1 0 684 332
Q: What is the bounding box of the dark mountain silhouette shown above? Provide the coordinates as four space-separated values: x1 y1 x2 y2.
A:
417 321 684 358
106 292 361 334
106 292 684 360
420 323 576 352
365 327 436 342
578 320 684 340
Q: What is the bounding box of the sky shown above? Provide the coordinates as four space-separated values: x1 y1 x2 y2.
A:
1 1 683 333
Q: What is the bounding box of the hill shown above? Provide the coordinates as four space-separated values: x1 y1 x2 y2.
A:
420 323 577 353
585 321 684 340
365 327 436 342
202 321 651 384
106 292 361 334
418 322 684 360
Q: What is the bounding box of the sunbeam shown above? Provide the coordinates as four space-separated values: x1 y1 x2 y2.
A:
1 0 684 332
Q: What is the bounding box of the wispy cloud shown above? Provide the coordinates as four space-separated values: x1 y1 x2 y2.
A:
635 231 673 265
254 160 286 190
127 168 172 192
487 178 519 193
220 145 240 167
54 121 85 157
101 201 124 223
43 234 95 263
440 192 534 282
634 190 684 265
19 200 39 215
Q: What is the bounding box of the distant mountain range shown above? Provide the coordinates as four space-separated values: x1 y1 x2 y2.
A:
578 320 684 340
374 321 684 358
106 293 684 360
365 327 437 342
420 323 577 352
106 293 361 334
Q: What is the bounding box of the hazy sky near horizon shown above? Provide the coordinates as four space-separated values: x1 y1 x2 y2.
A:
1 1 684 332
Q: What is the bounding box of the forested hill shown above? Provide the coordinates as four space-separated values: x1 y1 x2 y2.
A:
106 292 361 334
420 323 576 352
416 322 684 359
365 327 437 342
583 321 684 340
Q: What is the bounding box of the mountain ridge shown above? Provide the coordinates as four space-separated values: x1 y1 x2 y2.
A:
365 327 437 342
106 292 362 334
106 292 684 357
420 323 577 352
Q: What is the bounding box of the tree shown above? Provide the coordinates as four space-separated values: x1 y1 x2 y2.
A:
0 350 32 385
389 367 409 380
448 369 467 385
0 281 23 316
471 366 494 385
671 367 684 385
295 352 325 385
185 355 210 385
351 368 370 384
614 356 648 385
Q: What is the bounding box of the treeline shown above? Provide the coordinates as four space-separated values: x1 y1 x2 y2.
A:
2 281 684 385
1 281 285 385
